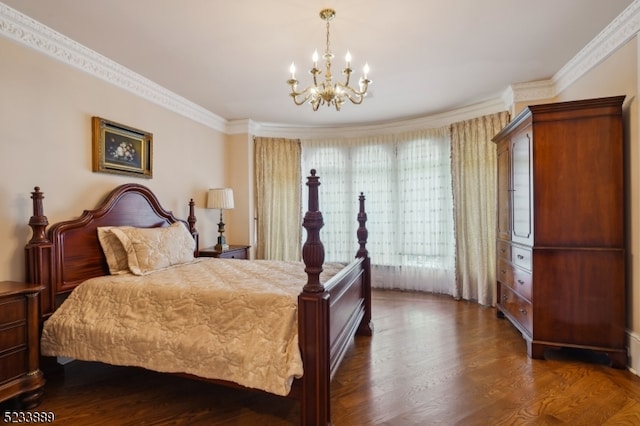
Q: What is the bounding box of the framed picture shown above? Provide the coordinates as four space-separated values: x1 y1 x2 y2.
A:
92 117 153 178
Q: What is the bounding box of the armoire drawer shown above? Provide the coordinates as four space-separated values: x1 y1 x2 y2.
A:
497 240 511 261
497 258 512 286
511 266 532 301
499 284 532 335
512 245 532 271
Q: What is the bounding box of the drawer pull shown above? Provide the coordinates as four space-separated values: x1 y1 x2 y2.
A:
517 254 524 260
501 269 507 275
517 279 525 285
502 294 508 301
519 308 527 315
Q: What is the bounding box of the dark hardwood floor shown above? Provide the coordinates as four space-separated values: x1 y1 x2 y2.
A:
3 290 640 425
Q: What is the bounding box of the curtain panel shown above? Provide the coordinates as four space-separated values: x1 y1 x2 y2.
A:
450 111 510 306
254 137 301 261
302 128 456 294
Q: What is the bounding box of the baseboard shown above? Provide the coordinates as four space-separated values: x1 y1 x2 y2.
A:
627 330 640 375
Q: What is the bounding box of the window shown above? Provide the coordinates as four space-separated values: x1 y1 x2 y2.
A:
302 128 455 293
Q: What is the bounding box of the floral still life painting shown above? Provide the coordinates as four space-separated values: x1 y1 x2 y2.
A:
92 117 153 178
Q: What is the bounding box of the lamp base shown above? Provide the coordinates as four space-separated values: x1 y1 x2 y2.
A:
215 243 229 252
215 234 228 252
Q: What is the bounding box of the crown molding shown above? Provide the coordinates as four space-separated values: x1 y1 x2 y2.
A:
2 1 639 137
241 97 509 139
502 80 556 110
0 2 227 132
501 0 640 112
553 0 640 94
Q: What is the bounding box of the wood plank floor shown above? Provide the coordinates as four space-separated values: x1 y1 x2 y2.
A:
3 290 640 425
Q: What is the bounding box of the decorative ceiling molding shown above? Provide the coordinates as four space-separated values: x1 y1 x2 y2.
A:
245 97 508 139
1 1 638 136
502 80 556 109
553 0 640 95
500 0 640 113
0 2 227 133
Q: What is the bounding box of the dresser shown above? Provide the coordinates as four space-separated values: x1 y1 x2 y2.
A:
0 281 45 408
198 245 250 259
492 96 627 367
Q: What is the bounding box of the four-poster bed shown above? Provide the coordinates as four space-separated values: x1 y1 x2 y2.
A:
25 170 372 426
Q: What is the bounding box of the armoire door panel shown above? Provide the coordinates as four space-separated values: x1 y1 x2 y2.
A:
511 128 533 246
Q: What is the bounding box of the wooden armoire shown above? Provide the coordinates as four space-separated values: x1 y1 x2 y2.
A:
492 96 627 368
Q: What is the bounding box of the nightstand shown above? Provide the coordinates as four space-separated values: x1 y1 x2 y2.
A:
199 245 250 260
0 281 45 409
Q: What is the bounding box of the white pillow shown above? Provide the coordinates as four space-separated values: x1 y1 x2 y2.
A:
111 222 195 275
97 226 132 275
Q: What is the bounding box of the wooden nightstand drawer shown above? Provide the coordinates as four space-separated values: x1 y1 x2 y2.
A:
0 349 27 383
0 297 26 326
216 247 247 259
0 281 45 408
199 245 250 260
0 324 26 352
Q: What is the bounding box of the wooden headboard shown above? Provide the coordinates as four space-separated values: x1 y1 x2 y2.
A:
25 183 198 317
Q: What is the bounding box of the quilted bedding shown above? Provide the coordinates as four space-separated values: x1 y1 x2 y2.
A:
40 258 345 395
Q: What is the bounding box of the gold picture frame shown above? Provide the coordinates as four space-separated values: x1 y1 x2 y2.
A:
92 117 153 178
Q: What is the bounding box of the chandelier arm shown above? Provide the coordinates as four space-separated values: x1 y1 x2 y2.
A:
311 69 320 87
343 68 352 88
337 81 371 105
338 81 369 96
292 94 312 106
342 92 364 105
288 81 315 106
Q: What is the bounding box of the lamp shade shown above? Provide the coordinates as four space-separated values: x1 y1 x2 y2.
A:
207 188 234 210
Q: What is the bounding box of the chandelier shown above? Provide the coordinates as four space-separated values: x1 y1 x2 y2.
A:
287 8 371 111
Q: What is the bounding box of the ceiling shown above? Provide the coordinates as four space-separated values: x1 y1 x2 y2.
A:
1 0 635 127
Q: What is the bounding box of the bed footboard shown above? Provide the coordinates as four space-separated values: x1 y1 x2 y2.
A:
298 170 372 426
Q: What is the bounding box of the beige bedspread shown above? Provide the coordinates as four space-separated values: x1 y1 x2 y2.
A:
40 258 344 396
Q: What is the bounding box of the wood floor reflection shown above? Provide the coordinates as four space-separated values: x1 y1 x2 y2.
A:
3 290 640 425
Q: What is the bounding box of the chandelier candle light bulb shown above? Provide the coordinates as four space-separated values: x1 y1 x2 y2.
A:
287 8 371 111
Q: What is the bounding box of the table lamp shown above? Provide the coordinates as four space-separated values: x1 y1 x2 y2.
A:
207 188 234 251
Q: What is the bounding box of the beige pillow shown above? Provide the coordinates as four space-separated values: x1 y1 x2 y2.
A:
110 222 195 275
97 226 131 275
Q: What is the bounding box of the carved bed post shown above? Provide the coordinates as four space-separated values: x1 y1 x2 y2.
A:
25 187 54 318
356 192 373 336
302 170 325 292
299 169 331 426
187 198 199 257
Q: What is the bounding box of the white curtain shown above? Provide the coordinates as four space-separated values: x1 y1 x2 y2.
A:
450 112 510 306
301 128 456 294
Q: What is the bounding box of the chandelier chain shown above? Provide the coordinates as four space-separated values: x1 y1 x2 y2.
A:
324 19 332 81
